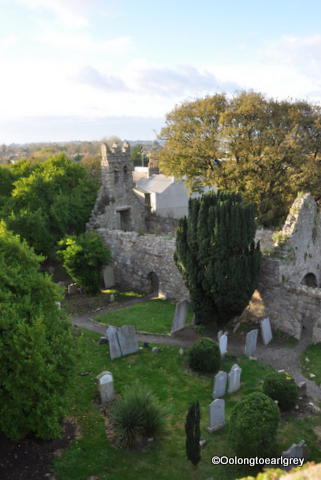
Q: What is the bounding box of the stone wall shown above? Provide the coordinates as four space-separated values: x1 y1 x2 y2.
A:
97 228 189 300
246 194 321 343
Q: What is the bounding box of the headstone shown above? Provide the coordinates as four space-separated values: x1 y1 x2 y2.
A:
260 317 272 345
219 333 228 356
110 293 115 302
152 346 160 353
207 399 225 433
282 440 306 469
228 364 242 394
117 325 139 356
96 371 115 404
97 336 108 345
171 300 189 333
244 329 258 357
67 283 78 295
213 370 227 399
103 265 115 288
106 326 122 360
179 347 184 355
55 301 61 309
217 330 223 340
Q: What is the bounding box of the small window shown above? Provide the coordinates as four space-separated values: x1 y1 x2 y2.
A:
114 169 119 184
123 165 128 180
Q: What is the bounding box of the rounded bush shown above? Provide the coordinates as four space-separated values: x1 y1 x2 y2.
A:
188 338 220 374
263 371 299 411
228 392 280 457
111 384 166 448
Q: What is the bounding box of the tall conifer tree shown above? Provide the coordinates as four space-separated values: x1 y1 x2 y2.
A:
185 401 201 466
175 191 261 325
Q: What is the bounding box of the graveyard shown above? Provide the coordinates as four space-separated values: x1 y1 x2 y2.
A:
29 292 317 480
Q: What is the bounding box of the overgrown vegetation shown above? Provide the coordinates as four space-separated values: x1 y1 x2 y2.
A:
185 401 201 466
0 222 75 440
57 231 111 294
175 191 261 325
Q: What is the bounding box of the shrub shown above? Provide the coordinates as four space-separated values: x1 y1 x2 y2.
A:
263 371 299 411
185 401 201 466
111 384 166 448
188 338 220 374
0 222 75 440
228 392 280 457
58 230 111 293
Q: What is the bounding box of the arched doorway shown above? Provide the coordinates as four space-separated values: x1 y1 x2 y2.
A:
147 271 159 295
301 273 318 288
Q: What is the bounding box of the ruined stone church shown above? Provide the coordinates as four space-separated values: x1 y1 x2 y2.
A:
89 141 321 344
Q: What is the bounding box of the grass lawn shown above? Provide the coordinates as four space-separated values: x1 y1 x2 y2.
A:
95 298 193 334
53 330 321 480
301 343 321 385
62 289 143 316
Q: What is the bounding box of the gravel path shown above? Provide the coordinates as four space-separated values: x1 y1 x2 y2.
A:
71 303 321 401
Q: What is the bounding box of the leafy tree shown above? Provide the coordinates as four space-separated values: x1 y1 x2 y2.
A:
175 191 261 325
1 154 98 256
131 144 149 167
158 91 321 226
0 222 75 440
185 401 201 466
57 230 111 293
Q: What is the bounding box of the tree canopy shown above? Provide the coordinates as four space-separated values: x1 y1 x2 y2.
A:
0 222 75 440
175 191 261 325
0 154 98 255
158 91 321 226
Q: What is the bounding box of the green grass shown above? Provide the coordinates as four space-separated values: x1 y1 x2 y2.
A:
53 332 321 480
96 298 193 334
301 343 321 384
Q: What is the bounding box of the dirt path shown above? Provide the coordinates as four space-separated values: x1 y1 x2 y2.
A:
71 305 321 401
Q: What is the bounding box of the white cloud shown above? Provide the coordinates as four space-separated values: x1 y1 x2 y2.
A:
16 0 102 28
76 66 129 92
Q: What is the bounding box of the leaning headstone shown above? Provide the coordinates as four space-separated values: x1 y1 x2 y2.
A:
219 333 228 356
171 300 189 333
117 325 139 356
106 326 122 360
244 329 258 357
228 364 242 394
207 399 225 433
213 370 227 399
282 440 306 470
96 371 115 404
260 317 273 345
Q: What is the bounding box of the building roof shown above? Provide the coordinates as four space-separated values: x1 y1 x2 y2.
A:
135 174 176 194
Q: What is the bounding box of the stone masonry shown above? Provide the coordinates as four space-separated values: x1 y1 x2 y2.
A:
89 142 146 232
97 228 189 300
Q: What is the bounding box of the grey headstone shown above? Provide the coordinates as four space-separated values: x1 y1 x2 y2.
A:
207 399 225 433
282 440 306 469
152 346 160 353
55 301 61 309
217 330 223 340
106 326 122 360
228 364 242 394
244 329 258 357
260 317 272 345
171 300 189 333
96 371 115 403
219 334 228 356
213 370 227 399
117 325 139 356
179 347 184 355
103 264 115 288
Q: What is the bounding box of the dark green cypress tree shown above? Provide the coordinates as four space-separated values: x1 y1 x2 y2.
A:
175 191 261 326
185 401 201 466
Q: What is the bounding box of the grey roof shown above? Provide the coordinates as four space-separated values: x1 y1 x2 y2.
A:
135 174 176 194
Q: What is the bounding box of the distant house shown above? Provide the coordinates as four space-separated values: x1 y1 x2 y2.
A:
133 167 214 219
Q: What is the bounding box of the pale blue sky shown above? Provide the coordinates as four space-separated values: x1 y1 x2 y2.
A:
0 0 321 143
